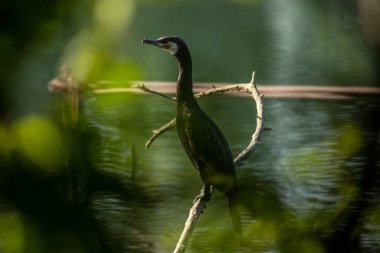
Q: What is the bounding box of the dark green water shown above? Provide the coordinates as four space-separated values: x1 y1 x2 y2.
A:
3 93 378 252
94 94 380 253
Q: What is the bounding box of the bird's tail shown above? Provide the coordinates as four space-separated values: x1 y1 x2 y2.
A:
228 193 242 235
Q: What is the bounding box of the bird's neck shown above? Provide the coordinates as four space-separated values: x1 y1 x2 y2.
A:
175 50 196 105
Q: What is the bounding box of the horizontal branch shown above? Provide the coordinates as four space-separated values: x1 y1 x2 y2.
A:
94 82 380 100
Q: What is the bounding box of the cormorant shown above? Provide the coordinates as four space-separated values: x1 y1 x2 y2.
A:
143 36 241 234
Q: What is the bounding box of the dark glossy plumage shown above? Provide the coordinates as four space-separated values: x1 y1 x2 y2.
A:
143 36 241 234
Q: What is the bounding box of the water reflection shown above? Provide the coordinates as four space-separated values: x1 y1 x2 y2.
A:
1 94 379 252
84 94 379 252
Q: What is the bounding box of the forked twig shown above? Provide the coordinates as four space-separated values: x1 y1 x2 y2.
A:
173 72 264 253
140 72 264 155
145 118 176 149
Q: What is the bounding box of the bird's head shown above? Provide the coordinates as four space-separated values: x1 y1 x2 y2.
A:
142 36 187 56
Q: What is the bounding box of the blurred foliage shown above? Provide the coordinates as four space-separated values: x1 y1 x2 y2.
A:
334 123 363 158
0 0 380 252
12 115 65 170
0 123 13 164
61 0 142 84
0 212 25 253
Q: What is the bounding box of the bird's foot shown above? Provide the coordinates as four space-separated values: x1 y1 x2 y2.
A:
192 193 209 204
193 185 212 204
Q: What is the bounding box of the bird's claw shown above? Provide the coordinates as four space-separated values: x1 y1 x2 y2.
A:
192 193 210 204
193 185 212 204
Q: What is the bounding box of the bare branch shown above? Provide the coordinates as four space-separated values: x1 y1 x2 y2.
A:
143 82 251 149
139 72 264 252
194 84 245 98
173 187 214 253
172 71 265 253
132 84 176 102
233 71 265 167
144 72 265 166
145 118 176 149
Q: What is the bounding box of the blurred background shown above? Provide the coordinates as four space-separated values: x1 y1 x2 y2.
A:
0 0 379 252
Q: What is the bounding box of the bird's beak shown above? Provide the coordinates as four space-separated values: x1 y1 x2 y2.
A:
142 38 171 51
142 39 160 46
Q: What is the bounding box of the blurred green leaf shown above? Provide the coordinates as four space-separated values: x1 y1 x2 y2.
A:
0 212 25 253
12 115 65 170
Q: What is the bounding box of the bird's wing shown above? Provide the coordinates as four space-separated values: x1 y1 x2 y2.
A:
184 110 235 175
176 114 204 171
